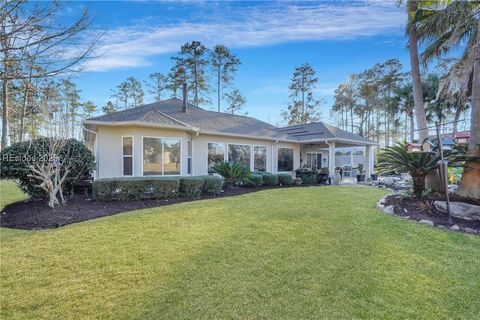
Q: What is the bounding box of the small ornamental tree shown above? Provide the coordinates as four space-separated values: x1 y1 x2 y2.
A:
0 138 95 208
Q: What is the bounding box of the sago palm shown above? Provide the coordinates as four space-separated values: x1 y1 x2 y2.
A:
377 142 439 197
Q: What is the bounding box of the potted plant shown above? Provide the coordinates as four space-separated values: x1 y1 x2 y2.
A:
356 164 366 183
371 169 378 181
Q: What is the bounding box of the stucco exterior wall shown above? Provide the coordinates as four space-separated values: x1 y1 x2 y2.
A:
96 125 300 178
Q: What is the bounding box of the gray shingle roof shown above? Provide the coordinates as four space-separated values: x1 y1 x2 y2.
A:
87 98 375 144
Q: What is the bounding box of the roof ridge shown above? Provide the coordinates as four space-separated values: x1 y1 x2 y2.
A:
152 108 198 130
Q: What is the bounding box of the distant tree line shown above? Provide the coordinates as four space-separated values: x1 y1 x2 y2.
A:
330 58 470 147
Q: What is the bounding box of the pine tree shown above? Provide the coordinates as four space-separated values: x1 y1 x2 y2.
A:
224 89 246 115
210 45 241 112
171 41 210 106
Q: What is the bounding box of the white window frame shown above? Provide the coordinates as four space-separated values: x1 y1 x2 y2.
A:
253 145 267 172
227 143 252 169
206 141 227 173
141 136 182 176
277 147 294 172
122 136 134 176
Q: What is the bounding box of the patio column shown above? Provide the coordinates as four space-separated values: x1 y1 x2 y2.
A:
328 141 336 177
365 145 374 177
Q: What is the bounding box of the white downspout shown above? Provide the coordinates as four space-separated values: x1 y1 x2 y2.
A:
82 124 99 180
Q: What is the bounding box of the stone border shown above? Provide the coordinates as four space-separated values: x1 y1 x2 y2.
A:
376 194 478 236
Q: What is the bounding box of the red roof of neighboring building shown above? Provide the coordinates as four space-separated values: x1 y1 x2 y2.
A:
454 131 470 139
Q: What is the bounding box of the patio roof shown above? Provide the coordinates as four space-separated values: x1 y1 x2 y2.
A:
277 122 377 146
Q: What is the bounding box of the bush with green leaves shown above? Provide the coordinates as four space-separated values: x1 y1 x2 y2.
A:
179 177 205 199
244 173 263 187
92 177 179 201
259 172 279 186
301 174 317 185
213 161 250 187
377 142 439 197
200 175 223 195
276 173 293 185
0 138 95 200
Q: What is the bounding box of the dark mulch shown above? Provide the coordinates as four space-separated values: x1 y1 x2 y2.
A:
383 194 480 231
1 185 314 230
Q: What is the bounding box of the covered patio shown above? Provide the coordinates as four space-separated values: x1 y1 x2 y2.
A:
277 122 378 179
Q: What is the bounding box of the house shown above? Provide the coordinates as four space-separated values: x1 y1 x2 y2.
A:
83 97 378 180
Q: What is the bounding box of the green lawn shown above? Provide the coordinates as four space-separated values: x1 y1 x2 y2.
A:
1 181 479 319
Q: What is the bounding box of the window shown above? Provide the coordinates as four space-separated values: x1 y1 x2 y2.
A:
306 153 322 171
278 147 294 171
143 137 181 176
122 136 133 176
187 140 192 175
208 143 225 173
254 146 267 172
163 139 181 175
228 144 251 169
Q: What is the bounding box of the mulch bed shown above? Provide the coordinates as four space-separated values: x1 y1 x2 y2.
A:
383 194 480 232
1 185 312 230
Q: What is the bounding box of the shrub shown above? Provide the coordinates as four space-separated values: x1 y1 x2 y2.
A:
276 173 293 186
260 172 278 186
201 175 223 195
243 173 263 187
213 161 250 187
377 142 439 197
301 174 317 185
179 177 204 199
93 177 179 201
0 138 95 200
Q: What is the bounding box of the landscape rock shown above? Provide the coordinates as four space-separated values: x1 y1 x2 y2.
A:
419 219 434 226
437 225 447 229
434 201 480 221
383 205 395 215
450 224 460 231
464 228 478 234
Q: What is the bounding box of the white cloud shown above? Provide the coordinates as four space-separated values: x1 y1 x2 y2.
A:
84 1 405 72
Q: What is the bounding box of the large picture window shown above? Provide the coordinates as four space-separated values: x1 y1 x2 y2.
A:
162 139 181 175
143 137 181 176
208 143 225 173
228 144 251 169
122 136 133 176
254 146 267 172
278 147 294 171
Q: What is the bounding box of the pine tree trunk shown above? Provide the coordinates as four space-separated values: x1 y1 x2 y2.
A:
407 0 428 146
456 21 480 199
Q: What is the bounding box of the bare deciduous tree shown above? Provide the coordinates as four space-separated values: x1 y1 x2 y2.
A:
1 0 101 149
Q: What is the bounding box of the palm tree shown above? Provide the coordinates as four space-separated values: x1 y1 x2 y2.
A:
414 0 480 199
377 142 439 197
406 0 429 147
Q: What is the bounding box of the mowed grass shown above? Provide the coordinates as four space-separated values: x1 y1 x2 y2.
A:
1 181 479 319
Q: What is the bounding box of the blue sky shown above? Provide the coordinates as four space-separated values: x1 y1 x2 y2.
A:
68 0 409 125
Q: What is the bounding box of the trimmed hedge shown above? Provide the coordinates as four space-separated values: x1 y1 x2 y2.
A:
92 177 179 201
201 175 223 195
244 173 263 187
179 177 204 199
93 175 224 201
276 173 293 185
259 172 279 186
